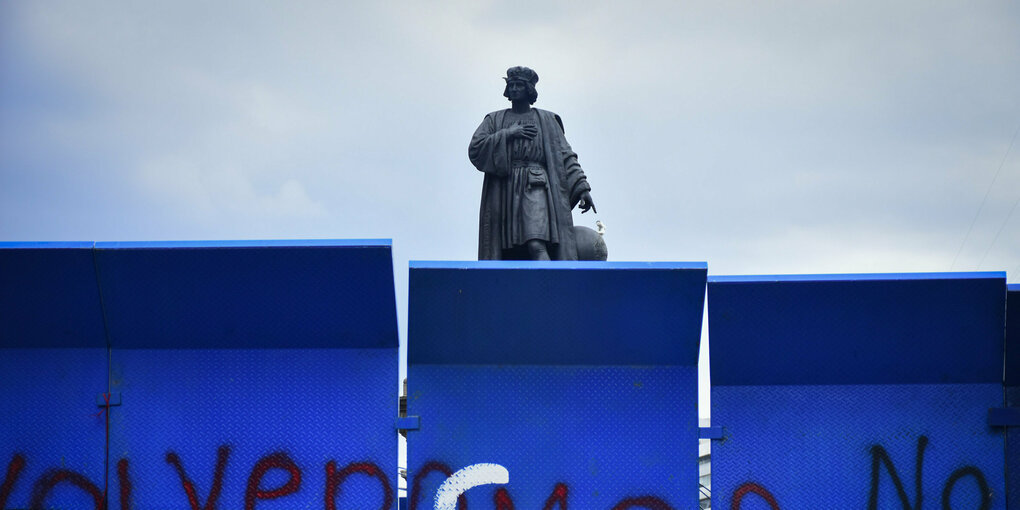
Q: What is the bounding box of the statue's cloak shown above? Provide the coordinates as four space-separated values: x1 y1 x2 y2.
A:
469 108 592 260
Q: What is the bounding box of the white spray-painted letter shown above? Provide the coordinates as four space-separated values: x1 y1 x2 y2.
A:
434 463 509 510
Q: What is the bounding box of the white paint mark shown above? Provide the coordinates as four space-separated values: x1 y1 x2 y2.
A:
434 463 509 510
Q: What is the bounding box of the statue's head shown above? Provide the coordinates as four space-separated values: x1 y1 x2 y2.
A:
503 66 539 105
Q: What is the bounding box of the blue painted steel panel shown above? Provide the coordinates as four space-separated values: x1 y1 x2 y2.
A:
0 241 96 249
709 273 1007 509
0 243 107 348
712 384 1005 509
1 239 401 509
1006 285 1019 510
1008 386 1019 510
108 348 397 509
710 271 1005 282
413 260 707 270
94 240 398 348
408 263 706 509
1006 284 1019 386
708 272 1006 386
396 416 421 431
408 366 698 509
989 407 1020 426
0 348 109 509
699 426 723 439
96 239 392 248
409 261 707 365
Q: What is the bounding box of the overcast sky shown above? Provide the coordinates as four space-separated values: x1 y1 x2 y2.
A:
2 1 1019 417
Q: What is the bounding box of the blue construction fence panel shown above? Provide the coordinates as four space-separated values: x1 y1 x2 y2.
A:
407 261 707 510
93 240 398 349
108 348 396 510
1006 284 1019 510
1 240 401 510
1 244 109 509
709 273 1007 510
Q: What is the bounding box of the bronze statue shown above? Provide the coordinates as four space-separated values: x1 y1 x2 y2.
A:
469 66 602 260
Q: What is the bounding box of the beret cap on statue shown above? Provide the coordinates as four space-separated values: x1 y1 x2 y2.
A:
504 66 539 86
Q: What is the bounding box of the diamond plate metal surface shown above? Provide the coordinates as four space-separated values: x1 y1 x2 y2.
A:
1 240 402 509
1006 285 1018 510
408 262 706 366
109 348 397 509
0 348 109 509
712 383 1005 509
94 241 398 349
1006 284 1018 387
0 243 106 348
1008 386 1019 510
407 365 699 510
709 273 1005 386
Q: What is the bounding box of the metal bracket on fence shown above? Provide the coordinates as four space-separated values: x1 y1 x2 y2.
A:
96 393 122 407
397 416 420 431
699 426 723 439
988 407 1020 427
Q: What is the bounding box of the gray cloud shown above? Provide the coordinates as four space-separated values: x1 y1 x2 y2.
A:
3 1 1019 418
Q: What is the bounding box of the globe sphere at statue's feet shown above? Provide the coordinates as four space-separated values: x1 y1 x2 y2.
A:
573 226 608 261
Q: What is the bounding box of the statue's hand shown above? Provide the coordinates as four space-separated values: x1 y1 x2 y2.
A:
506 123 538 140
578 191 597 214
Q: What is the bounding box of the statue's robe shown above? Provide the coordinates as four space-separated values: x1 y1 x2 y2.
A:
469 108 592 260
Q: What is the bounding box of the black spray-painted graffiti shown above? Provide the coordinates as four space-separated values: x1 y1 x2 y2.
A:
5 435 995 510
731 436 992 510
867 436 991 510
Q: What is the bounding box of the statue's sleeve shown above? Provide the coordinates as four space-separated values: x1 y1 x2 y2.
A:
554 114 591 208
469 114 511 177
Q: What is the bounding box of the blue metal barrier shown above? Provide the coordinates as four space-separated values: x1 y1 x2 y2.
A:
407 261 707 510
1006 284 1019 510
7 240 1011 510
1 243 109 509
709 273 1007 510
1 240 400 510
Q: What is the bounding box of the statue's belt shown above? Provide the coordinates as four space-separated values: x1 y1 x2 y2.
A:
510 160 545 169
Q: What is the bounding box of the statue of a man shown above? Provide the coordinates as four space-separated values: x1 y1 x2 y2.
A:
469 66 596 260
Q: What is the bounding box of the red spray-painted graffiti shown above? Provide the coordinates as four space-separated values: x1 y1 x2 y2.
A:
245 451 302 509
325 460 393 510
609 497 676 510
1 448 392 510
730 482 780 510
493 483 567 510
541 483 568 510
494 487 514 510
165 445 230 510
0 454 25 510
410 461 467 510
28 468 105 510
116 459 131 510
410 460 675 510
